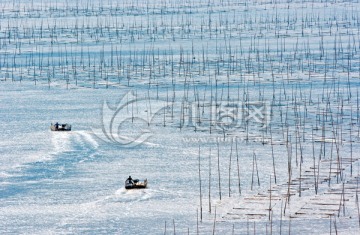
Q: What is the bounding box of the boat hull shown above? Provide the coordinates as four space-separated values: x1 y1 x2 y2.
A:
50 124 71 131
125 179 147 189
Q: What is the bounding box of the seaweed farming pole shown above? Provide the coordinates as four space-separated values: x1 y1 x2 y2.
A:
331 114 341 184
350 107 353 176
269 175 272 221
328 138 334 188
356 186 360 229
338 183 346 217
173 219 176 235
357 89 360 137
286 128 292 201
212 206 216 235
251 151 260 191
228 139 233 197
197 209 199 235
280 199 283 235
270 125 277 184
312 127 318 194
217 141 222 200
251 151 255 191
235 138 241 195
209 147 212 213
198 146 203 222
298 121 304 198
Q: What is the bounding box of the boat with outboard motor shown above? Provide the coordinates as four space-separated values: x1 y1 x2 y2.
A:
50 123 72 131
125 176 147 189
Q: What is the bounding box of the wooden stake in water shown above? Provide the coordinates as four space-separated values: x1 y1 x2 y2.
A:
269 174 272 221
228 139 233 197
235 138 241 195
209 147 212 213
198 146 203 221
197 208 199 235
212 206 216 235
173 219 176 235
270 125 277 184
217 141 222 200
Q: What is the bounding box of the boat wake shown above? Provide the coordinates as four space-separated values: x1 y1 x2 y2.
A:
50 130 99 156
111 188 151 203
50 131 74 155
74 131 100 150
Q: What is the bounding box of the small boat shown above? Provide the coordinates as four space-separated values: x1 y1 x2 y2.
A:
50 123 72 131
125 177 147 189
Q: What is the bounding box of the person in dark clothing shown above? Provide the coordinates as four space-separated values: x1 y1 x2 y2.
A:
127 176 133 183
55 122 59 130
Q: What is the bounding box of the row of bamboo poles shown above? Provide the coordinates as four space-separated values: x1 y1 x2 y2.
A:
1 0 360 234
